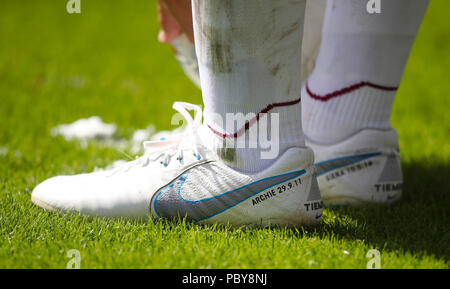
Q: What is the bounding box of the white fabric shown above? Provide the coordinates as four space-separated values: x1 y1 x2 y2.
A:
301 0 326 85
192 0 307 172
302 0 429 144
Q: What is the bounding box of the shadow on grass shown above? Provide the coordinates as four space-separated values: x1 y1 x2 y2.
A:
316 161 450 262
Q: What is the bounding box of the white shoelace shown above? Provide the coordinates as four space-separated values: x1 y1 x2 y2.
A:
111 102 204 173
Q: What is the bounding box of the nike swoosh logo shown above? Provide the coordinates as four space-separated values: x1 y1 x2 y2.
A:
315 152 381 177
152 169 306 222
315 212 322 219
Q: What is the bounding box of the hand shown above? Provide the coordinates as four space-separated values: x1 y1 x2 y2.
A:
157 0 194 44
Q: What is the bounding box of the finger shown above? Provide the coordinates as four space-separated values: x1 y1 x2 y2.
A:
159 0 194 43
157 0 182 43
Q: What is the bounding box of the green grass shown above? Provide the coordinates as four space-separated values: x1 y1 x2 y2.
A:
0 0 449 269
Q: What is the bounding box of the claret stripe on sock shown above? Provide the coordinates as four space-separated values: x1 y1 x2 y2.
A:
208 97 301 139
305 81 398 102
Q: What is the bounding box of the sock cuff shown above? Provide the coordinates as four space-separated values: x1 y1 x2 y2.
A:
203 102 305 173
301 83 396 144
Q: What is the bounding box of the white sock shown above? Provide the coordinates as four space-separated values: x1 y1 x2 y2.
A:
192 0 307 172
301 0 429 144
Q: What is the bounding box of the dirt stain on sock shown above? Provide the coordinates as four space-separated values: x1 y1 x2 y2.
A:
217 147 236 163
193 0 233 74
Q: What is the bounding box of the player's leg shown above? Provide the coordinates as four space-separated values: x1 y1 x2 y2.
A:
157 0 328 90
301 0 429 205
32 0 322 226
192 0 322 224
194 0 307 173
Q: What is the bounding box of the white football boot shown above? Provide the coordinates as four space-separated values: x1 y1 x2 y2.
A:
307 129 403 207
32 102 322 227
